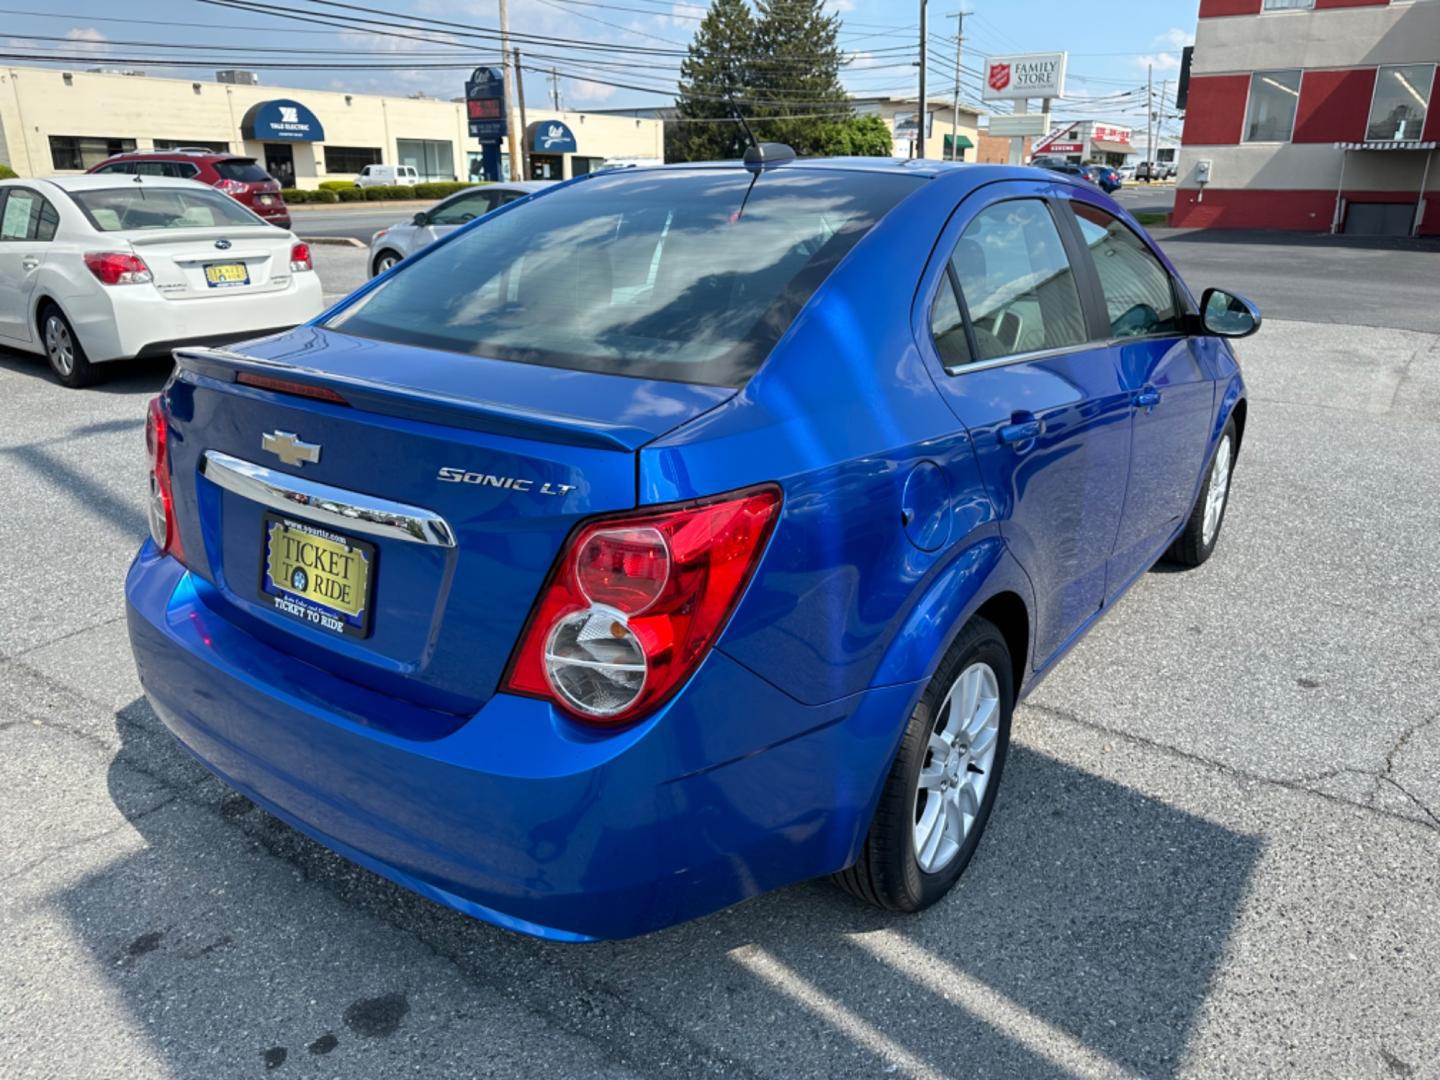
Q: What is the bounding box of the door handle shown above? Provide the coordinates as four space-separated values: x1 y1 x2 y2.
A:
1134 387 1162 410
998 417 1043 446
21 257 39 271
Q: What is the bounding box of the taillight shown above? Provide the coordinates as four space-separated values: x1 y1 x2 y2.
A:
85 252 152 285
290 242 312 272
504 485 782 725
214 178 248 195
145 397 185 563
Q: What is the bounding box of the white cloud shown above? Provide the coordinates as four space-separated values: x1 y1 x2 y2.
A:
63 27 110 53
568 78 617 104
1134 27 1193 73
826 0 858 12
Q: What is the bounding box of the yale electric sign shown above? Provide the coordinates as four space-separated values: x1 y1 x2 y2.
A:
982 53 1068 101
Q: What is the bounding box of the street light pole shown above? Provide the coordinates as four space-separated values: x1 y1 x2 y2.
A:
514 47 530 181
946 10 972 161
916 0 927 158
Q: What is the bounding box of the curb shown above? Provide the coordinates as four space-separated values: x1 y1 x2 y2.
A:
302 236 366 248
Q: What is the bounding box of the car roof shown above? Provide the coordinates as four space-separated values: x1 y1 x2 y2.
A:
103 149 244 160
30 174 216 192
494 180 553 192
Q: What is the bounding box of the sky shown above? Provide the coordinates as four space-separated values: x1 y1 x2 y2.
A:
0 0 1201 137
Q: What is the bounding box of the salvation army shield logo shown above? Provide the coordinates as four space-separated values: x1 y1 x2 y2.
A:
988 63 1011 92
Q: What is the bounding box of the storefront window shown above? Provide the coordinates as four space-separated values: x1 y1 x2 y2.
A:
1243 70 1301 143
1261 0 1313 10
48 136 137 171
396 138 455 181
1366 64 1434 142
323 145 383 174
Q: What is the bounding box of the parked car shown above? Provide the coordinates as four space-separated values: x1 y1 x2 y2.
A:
1034 159 1102 189
1082 164 1123 193
126 151 1256 941
355 164 420 189
1136 160 1176 183
1117 164 1137 181
90 150 291 229
0 176 323 387
368 181 552 276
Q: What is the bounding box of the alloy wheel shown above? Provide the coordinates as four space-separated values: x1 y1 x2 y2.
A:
1202 434 1233 546
913 661 1001 874
44 315 74 377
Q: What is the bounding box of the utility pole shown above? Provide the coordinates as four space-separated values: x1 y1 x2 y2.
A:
1146 62 1154 181
916 0 927 158
1158 77 1169 168
946 10 972 161
498 0 521 181
551 68 562 111
514 47 530 180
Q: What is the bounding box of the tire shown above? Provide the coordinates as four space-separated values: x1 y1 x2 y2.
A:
40 304 98 389
372 250 402 277
1164 418 1237 568
834 616 1014 912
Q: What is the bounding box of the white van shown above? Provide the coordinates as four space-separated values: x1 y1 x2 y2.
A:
355 164 420 189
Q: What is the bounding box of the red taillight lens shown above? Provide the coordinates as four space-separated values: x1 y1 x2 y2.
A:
214 178 248 195
145 397 185 564
504 485 782 725
290 242 312 272
85 251 152 285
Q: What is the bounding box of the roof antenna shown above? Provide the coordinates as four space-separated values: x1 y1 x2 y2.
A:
725 87 795 173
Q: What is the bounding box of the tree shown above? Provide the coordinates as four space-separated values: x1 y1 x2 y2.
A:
750 0 852 154
667 0 756 163
810 114 892 157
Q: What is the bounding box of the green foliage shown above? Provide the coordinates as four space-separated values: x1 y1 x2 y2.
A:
413 181 476 199
0 163 17 180
668 0 756 163
317 180 356 192
336 186 367 202
669 0 868 162
282 182 474 205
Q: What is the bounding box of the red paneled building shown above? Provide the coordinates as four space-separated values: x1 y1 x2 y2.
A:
1174 0 1439 235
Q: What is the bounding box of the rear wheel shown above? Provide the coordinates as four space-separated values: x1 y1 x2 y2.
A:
41 305 98 389
835 616 1013 912
1164 418 1237 568
372 250 402 276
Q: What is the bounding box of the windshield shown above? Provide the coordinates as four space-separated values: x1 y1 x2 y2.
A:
71 186 266 231
326 168 920 386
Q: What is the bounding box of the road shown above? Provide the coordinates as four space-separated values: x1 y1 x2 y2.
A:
2 242 1439 1079
292 205 424 244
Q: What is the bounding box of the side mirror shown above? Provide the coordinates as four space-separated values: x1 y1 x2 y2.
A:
412 211 429 227
1200 287 1261 339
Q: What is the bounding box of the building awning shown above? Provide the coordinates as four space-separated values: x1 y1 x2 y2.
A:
528 120 577 153
239 99 324 142
1333 140 1436 151
1090 139 1132 155
943 134 974 152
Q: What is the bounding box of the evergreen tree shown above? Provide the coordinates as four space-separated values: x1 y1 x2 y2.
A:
750 0 851 154
667 0 756 163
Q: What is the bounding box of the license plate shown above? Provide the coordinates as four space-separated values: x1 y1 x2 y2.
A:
260 514 375 637
204 262 250 288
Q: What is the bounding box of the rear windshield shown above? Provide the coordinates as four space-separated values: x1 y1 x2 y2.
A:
213 159 271 182
325 168 920 386
71 186 266 231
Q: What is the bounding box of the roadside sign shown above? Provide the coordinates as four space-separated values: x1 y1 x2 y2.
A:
988 114 1048 137
465 67 507 141
982 53 1067 101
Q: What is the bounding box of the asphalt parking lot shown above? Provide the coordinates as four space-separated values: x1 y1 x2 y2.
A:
2 236 1439 1079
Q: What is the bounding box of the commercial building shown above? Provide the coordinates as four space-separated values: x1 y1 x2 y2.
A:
850 96 983 161
0 65 663 188
1174 0 1438 236
1031 120 1135 166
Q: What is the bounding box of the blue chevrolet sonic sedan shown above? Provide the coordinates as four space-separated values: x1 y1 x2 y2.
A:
126 150 1257 941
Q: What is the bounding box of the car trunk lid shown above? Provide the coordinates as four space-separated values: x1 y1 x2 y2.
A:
126 227 296 299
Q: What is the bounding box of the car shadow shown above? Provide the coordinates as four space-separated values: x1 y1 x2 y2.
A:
48 695 1262 1078
0 349 173 393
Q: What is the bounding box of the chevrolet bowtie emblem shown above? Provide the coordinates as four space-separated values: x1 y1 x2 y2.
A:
261 431 321 468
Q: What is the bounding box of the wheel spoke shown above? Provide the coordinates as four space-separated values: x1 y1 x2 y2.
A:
928 731 950 760
918 758 945 791
916 796 945 869
943 791 965 843
966 696 998 743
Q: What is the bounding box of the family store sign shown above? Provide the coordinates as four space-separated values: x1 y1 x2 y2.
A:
982 52 1068 101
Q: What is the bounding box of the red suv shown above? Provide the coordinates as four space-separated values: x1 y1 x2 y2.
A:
88 149 291 228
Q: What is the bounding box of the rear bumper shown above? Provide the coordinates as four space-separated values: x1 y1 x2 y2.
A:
126 545 920 941
73 275 324 363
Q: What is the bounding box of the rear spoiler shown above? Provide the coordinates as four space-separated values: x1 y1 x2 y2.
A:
174 346 656 453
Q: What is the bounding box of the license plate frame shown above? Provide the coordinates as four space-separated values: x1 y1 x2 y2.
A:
204 262 250 288
259 513 376 638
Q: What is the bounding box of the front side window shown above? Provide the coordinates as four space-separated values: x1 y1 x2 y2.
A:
429 190 495 225
1244 70 1301 142
1070 203 1183 338
0 190 58 242
70 187 264 231
947 199 1088 362
1367 64 1435 142
326 169 920 387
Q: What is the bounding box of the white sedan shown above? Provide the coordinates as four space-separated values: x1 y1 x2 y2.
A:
368 181 552 277
0 175 324 387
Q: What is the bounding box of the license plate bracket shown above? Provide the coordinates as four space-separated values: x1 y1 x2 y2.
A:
204 262 250 288
260 514 376 638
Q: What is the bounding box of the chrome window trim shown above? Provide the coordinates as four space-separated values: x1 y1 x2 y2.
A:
943 341 1103 377
200 450 457 548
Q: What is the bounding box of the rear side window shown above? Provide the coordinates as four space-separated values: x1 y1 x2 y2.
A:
213 159 270 183
0 189 59 241
948 199 1087 362
70 187 264 231
430 190 494 225
1070 203 1183 338
327 168 920 387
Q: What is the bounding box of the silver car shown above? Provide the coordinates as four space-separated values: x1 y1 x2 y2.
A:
367 181 552 276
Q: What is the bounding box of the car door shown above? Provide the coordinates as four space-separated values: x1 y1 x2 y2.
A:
1061 198 1215 591
921 184 1134 671
0 187 59 344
